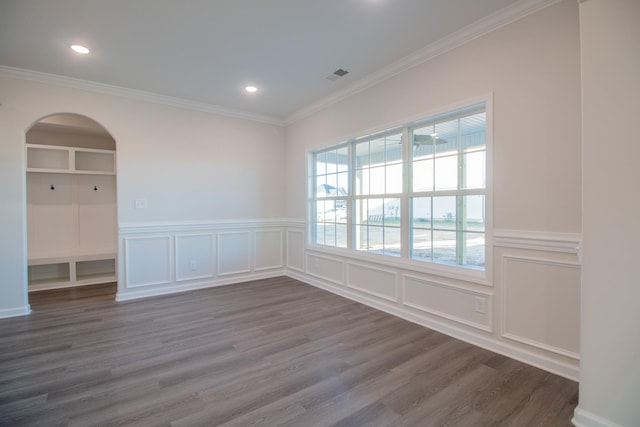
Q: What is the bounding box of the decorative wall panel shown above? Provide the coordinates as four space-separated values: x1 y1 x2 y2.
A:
502 256 580 358
403 274 492 331
255 230 283 271
217 231 252 276
175 233 215 282
346 263 398 302
124 236 171 288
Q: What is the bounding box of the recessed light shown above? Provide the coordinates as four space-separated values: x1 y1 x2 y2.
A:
71 44 90 54
245 85 258 93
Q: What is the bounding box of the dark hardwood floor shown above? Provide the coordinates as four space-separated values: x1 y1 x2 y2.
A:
0 277 578 426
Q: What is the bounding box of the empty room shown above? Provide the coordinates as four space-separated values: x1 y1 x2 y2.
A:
0 0 638 426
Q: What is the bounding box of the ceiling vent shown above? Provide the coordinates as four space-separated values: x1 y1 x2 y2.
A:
326 68 349 81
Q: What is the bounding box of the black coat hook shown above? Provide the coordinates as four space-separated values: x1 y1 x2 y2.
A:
94 185 98 191
50 184 55 190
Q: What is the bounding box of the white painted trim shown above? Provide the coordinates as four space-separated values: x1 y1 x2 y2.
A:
494 229 582 254
0 66 284 126
345 262 399 303
174 233 215 282
285 229 305 273
0 305 31 319
116 270 285 302
305 253 345 286
502 333 580 361
285 0 562 124
282 219 305 228
501 255 581 359
286 270 579 381
402 273 493 333
124 236 172 288
119 219 285 234
572 407 623 427
254 229 284 271
216 231 252 276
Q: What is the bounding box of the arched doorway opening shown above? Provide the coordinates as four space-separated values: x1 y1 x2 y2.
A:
25 113 117 308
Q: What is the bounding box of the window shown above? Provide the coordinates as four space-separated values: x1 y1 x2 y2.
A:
314 146 349 248
354 131 403 256
410 110 486 268
310 102 487 271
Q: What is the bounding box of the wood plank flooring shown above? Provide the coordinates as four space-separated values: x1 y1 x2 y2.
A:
0 277 578 426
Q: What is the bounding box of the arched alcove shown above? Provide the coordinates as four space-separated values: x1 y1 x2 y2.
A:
25 113 118 303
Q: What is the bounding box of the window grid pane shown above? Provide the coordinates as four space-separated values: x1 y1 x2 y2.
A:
313 145 349 247
311 104 486 271
355 132 403 196
409 108 486 268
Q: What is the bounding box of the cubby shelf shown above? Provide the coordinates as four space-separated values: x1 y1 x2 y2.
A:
28 253 117 292
27 144 116 175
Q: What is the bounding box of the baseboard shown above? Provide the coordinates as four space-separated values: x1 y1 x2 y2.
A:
286 270 580 381
116 270 285 301
0 304 31 319
572 407 623 427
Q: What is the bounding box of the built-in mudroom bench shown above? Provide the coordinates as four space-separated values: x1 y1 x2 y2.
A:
26 115 117 292
27 253 117 291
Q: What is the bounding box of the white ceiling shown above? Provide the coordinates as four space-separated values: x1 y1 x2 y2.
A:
1 0 546 123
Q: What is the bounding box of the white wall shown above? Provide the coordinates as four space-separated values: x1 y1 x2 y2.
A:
284 0 583 379
0 76 285 314
576 0 640 426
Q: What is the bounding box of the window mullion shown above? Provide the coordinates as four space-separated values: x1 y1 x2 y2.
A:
401 127 411 260
347 143 354 250
456 118 465 265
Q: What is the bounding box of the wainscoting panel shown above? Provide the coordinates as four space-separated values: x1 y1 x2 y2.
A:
403 274 492 332
217 231 252 276
117 221 286 301
502 256 581 358
346 263 398 302
254 230 283 271
124 236 171 288
306 253 344 285
175 234 215 282
286 230 304 273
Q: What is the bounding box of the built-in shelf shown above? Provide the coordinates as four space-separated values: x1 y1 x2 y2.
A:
26 131 117 293
26 144 115 175
28 253 117 292
27 145 70 171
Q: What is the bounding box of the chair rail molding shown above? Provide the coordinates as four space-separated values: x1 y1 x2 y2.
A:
494 229 582 255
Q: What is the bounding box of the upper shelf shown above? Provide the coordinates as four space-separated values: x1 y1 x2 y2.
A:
26 144 116 175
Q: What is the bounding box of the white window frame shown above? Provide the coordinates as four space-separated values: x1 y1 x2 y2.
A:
307 96 492 283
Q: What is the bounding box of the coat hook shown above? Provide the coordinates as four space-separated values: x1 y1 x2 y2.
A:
94 185 98 191
50 184 55 190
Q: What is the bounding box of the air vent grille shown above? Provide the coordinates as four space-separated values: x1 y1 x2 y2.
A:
326 68 349 81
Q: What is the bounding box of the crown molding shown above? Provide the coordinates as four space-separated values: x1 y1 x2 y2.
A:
285 0 563 125
0 65 286 127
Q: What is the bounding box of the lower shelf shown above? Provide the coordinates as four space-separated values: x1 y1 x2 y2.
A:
28 255 116 292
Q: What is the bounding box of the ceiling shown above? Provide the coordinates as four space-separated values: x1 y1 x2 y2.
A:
1 0 539 123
